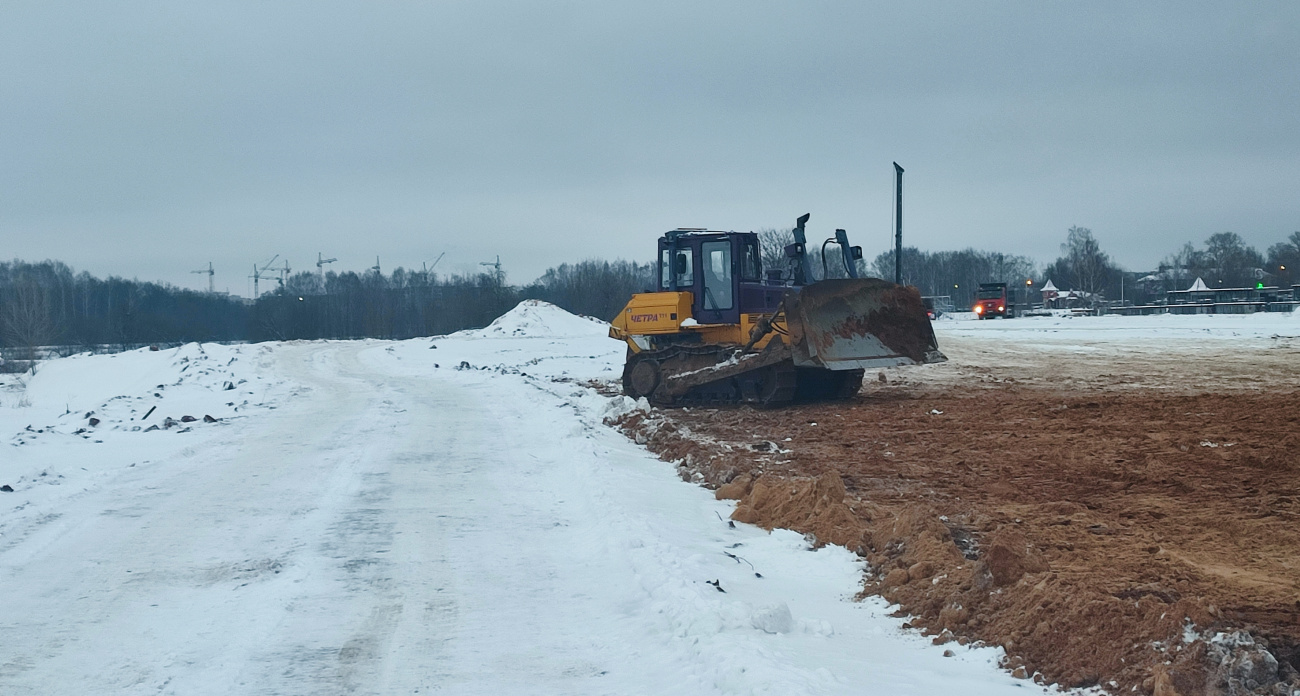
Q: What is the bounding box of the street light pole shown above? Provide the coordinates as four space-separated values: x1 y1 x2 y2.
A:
893 162 904 285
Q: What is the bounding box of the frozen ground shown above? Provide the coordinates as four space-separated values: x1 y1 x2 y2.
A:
1 301 1044 695
921 310 1300 393
936 309 1300 340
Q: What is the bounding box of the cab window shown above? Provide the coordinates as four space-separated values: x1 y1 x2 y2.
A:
701 240 733 309
740 239 761 281
661 248 694 289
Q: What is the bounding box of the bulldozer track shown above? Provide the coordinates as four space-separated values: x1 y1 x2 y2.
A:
622 345 791 407
622 344 860 407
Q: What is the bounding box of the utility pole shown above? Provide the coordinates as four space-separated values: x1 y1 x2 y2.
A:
191 262 214 294
316 252 337 284
371 256 381 275
893 162 904 286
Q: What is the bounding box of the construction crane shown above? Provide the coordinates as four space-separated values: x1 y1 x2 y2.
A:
249 255 279 298
419 252 446 281
480 255 503 284
191 262 215 294
277 259 291 289
316 252 337 283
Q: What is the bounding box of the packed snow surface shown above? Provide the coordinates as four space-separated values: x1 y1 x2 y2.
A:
14 306 1259 694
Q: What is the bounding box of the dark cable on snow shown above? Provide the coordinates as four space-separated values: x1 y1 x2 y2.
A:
723 551 763 578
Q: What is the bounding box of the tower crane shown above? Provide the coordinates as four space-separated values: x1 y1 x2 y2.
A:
277 260 291 289
191 262 214 294
421 252 446 278
316 252 337 283
480 255 503 284
249 255 279 298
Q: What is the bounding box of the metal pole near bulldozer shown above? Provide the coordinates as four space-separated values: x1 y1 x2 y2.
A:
893 162 904 285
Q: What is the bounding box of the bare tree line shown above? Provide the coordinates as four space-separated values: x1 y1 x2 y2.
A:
0 259 654 368
0 260 246 366
767 225 1299 308
249 260 655 341
758 226 1039 307
870 247 1038 308
3 227 1296 367
1159 231 1299 288
1037 228 1298 305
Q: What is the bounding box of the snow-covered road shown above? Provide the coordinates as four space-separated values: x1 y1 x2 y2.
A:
1 304 1039 695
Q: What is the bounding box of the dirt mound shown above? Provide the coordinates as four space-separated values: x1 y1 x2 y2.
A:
728 473 868 550
614 374 1300 694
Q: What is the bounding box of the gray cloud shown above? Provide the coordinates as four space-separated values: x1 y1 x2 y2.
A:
3 1 1298 293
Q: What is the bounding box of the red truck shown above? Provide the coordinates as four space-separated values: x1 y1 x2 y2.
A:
973 282 1013 319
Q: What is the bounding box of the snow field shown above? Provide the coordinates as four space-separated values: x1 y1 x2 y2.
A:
936 309 1300 342
0 343 295 542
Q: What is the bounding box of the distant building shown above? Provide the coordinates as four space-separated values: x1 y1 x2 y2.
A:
1162 276 1299 314
1038 280 1098 310
1040 279 1059 304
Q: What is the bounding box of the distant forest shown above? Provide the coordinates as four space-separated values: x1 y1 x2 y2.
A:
3 227 1298 366
0 259 652 365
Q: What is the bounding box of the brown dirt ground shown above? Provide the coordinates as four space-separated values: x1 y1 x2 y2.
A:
613 330 1300 695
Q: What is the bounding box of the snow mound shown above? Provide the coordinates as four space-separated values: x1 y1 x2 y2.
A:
465 300 609 338
751 602 794 634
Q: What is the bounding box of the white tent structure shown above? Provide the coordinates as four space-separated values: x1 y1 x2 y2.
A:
1187 277 1212 292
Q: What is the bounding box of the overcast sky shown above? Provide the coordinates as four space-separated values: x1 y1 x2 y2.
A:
3 2 1298 294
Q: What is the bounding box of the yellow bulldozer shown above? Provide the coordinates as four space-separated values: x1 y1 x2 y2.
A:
609 214 945 406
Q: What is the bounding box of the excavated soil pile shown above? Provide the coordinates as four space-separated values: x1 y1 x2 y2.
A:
614 345 1300 695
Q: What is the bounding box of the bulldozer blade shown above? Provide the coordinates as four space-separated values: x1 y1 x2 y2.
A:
784 278 945 370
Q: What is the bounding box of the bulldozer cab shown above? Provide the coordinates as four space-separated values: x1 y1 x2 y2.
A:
659 231 766 325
